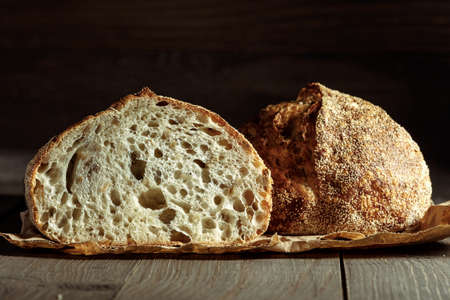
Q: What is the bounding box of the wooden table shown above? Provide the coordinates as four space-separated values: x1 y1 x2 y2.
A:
0 194 449 300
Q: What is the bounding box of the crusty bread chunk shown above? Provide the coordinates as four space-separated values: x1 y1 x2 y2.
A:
26 88 272 247
241 83 432 235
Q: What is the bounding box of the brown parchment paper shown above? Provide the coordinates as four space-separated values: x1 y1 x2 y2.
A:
1 201 449 255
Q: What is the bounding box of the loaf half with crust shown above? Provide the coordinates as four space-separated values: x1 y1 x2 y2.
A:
25 88 272 248
241 83 432 235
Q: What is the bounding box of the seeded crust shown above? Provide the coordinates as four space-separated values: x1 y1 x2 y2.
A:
24 87 272 250
241 83 432 235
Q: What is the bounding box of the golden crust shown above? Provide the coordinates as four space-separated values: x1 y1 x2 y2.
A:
25 87 272 250
241 82 432 235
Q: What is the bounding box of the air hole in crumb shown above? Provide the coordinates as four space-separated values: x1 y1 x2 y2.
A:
168 119 178 125
130 124 137 132
38 163 49 173
243 190 254 205
179 225 192 236
167 185 177 194
246 207 254 218
200 127 222 136
139 188 166 210
57 216 67 228
154 149 163 158
182 141 192 149
200 144 209 152
142 130 150 136
130 152 146 180
255 212 265 223
156 101 169 107
196 114 209 124
220 209 236 224
174 170 181 179
138 143 146 151
110 189 121 206
66 153 79 193
113 215 122 225
72 195 81 207
170 230 191 243
127 137 135 144
202 218 216 229
72 208 82 220
173 201 191 213
148 121 159 127
154 170 162 185
233 197 245 212
226 175 232 181
252 202 259 211
218 139 232 150
159 208 176 224
180 189 187 197
60 192 69 205
221 227 232 240
253 159 262 168
112 118 120 126
239 167 249 177
99 228 105 236
46 163 62 184
95 124 102 134
214 195 223 205
177 163 183 169
202 169 211 184
40 212 49 223
194 186 205 193
193 159 206 168
187 149 196 155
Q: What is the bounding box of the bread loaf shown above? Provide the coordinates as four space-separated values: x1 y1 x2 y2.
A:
25 88 272 248
241 83 432 235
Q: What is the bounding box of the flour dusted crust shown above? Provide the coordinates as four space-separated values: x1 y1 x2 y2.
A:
241 83 432 235
25 88 272 250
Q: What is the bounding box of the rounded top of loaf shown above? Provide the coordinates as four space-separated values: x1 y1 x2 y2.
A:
242 82 432 235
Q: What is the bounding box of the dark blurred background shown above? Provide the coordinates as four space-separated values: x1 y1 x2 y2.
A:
0 0 449 201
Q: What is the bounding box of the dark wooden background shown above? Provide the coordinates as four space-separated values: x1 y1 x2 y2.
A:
1 0 449 200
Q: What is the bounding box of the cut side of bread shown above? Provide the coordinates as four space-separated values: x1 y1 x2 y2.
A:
25 88 272 247
241 83 432 235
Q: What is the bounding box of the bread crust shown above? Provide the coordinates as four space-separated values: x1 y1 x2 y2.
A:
25 87 272 248
241 83 432 235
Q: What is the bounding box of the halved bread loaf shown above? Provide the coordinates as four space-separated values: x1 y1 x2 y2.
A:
25 88 272 247
241 83 432 235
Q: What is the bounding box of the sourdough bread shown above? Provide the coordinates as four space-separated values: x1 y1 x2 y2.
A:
241 83 432 235
25 88 272 247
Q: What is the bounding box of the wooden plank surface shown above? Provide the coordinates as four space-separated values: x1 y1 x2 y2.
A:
343 238 450 300
112 252 342 300
0 250 342 300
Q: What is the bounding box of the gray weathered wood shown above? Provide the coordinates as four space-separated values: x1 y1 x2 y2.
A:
112 252 342 300
0 254 139 300
343 238 450 300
